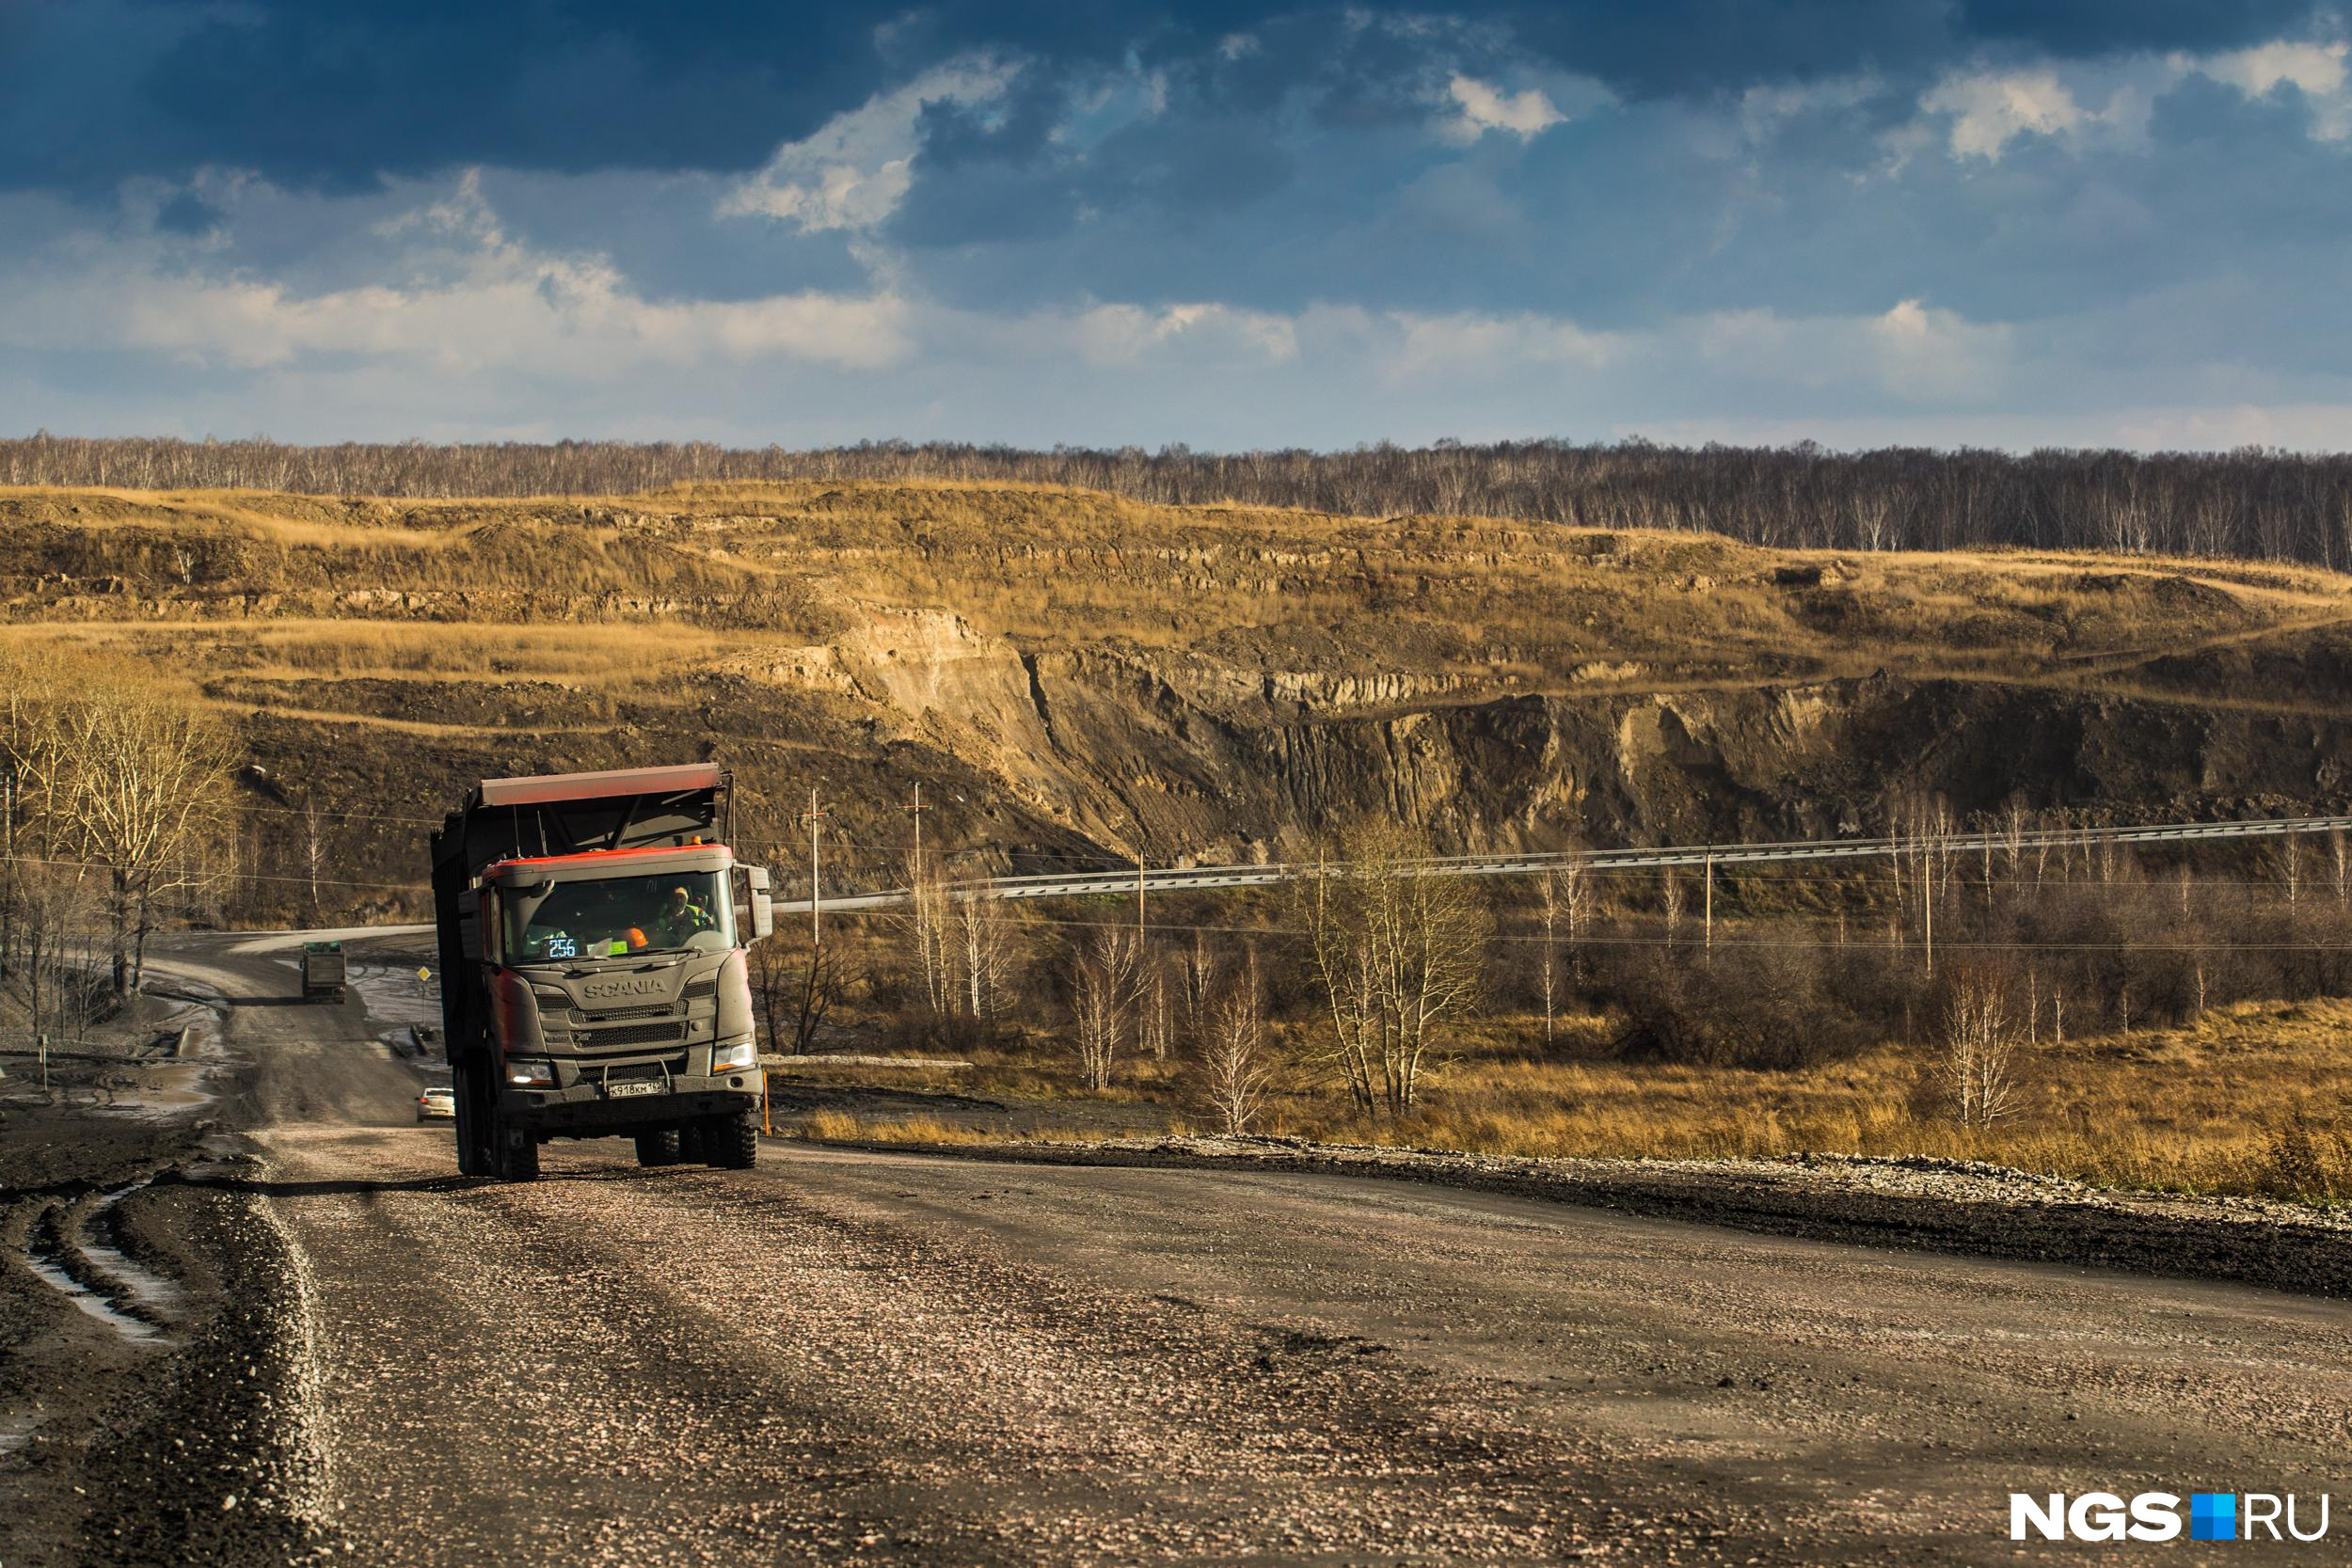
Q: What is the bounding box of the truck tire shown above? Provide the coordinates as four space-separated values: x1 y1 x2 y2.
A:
634 1129 680 1167
678 1121 707 1164
713 1107 759 1170
493 1119 540 1182
452 1062 493 1179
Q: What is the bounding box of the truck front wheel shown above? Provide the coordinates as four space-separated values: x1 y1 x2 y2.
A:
713 1108 759 1170
634 1129 680 1167
493 1120 540 1182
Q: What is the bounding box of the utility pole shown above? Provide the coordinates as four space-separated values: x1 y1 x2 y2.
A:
800 787 827 946
2 774 12 981
1703 851 1713 953
904 782 930 884
1921 850 1934 977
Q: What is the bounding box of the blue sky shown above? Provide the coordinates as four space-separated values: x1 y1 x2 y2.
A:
5 0 2351 450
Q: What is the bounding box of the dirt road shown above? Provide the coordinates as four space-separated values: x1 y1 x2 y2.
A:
11 938 2352 1565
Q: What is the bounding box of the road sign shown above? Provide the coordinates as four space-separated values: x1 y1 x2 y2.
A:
417 967 432 983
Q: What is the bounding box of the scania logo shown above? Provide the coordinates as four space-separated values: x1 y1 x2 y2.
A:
580 976 665 1000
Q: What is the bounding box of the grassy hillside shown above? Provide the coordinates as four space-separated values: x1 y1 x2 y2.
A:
5 480 2350 919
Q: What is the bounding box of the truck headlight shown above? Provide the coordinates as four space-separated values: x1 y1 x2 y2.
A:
506 1059 556 1088
710 1041 757 1074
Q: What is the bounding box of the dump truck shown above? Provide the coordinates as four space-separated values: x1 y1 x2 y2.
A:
429 764 775 1181
300 940 347 1001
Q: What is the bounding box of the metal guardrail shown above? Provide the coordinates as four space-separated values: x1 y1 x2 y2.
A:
773 814 2352 915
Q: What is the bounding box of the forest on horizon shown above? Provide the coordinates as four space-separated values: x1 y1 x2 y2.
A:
8 432 2352 570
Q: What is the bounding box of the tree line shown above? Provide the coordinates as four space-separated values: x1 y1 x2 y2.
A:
11 433 2352 568
751 808 2352 1176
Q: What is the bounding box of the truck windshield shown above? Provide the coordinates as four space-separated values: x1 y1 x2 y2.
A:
501 870 734 962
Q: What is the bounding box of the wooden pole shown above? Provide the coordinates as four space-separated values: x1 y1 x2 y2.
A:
801 786 827 946
1922 851 1933 976
1703 851 1713 953
905 781 926 883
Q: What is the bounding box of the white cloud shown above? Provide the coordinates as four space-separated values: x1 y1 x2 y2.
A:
2201 40 2347 100
1383 309 1617 381
1914 40 2352 165
1441 75 1566 144
2193 40 2352 139
720 60 1014 232
5 175 914 375
1918 69 2086 161
1066 302 1300 368
1867 298 2011 401
1690 299 2011 403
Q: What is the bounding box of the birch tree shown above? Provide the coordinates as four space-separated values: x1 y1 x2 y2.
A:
58 679 235 995
1195 949 1278 1134
1066 925 1137 1090
1299 823 1489 1116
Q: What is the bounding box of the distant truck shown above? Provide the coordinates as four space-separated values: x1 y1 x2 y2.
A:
301 941 347 1001
429 764 775 1181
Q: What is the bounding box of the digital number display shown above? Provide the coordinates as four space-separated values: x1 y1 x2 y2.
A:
546 937 577 958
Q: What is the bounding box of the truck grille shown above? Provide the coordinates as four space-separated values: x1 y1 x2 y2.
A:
684 978 717 1000
580 1021 687 1048
582 1003 669 1022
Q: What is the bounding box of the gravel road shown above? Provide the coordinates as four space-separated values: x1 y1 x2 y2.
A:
10 937 2352 1565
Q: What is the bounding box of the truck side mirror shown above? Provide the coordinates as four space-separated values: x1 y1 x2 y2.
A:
744 864 774 941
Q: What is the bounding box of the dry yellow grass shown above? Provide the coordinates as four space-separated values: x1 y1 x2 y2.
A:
1294 999 2352 1200
788 1110 996 1146
8 482 2352 709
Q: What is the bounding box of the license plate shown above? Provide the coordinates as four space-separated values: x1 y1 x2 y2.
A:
606 1080 662 1099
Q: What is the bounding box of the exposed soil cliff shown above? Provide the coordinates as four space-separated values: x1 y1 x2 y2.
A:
3 481 2347 914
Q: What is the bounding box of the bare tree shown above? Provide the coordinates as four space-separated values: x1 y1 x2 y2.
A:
1531 860 1591 1047
897 851 952 1015
1300 823 1489 1116
1066 925 1137 1090
749 930 839 1056
302 797 328 917
2267 837 2305 906
1939 974 2021 1128
952 879 1021 1022
1173 928 1222 1055
56 676 235 996
1143 954 1176 1060
1194 949 1279 1134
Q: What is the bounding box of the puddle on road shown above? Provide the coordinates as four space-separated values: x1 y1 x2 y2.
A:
23 1242 166 1345
22 1190 177 1347
78 1180 187 1323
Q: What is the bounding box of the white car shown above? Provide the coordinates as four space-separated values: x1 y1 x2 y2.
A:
416 1085 456 1122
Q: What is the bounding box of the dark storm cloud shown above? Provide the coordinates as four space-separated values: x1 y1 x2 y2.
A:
1 0 2328 193
1955 0 2326 55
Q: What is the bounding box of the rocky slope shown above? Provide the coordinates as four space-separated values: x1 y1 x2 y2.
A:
3 481 2348 916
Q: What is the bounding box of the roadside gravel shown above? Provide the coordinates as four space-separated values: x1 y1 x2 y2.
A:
823 1133 2352 1299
